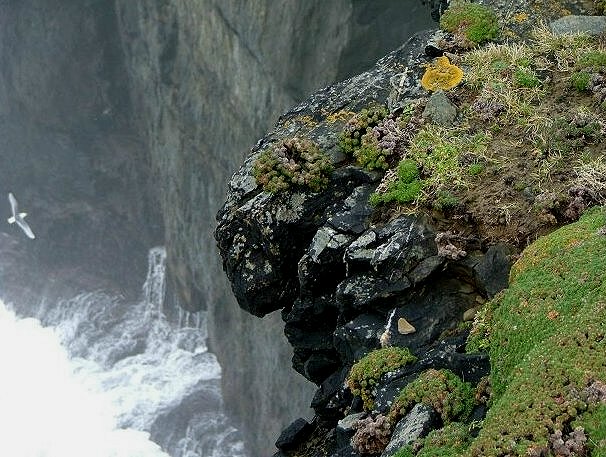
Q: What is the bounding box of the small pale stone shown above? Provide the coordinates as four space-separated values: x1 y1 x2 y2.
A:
463 307 479 322
397 318 416 334
379 330 391 347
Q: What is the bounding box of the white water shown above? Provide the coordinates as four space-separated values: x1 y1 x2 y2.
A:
0 247 246 457
0 301 169 457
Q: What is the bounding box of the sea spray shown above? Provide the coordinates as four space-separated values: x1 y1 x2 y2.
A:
0 246 246 456
0 300 169 457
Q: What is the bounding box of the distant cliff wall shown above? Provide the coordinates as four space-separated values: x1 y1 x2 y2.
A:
0 0 161 305
114 1 434 455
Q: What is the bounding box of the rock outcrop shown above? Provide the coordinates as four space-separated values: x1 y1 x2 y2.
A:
216 1 605 455
216 28 509 455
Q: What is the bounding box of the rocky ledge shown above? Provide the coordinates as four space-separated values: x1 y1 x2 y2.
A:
216 1 606 456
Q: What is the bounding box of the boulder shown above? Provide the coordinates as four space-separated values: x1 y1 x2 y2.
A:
381 404 441 457
275 418 314 451
422 90 458 126
550 15 606 36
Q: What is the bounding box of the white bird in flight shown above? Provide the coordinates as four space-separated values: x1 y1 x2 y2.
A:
7 192 35 239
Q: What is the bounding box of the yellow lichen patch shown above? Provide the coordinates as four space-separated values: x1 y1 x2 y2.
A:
324 109 356 124
421 56 464 92
513 11 529 22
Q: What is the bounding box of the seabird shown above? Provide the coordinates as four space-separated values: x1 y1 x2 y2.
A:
7 192 35 239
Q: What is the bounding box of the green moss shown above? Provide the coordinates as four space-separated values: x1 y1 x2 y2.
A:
571 71 591 91
576 50 606 69
389 369 475 424
347 347 417 411
439 0 499 45
466 207 606 456
434 191 460 212
467 163 485 176
514 67 541 88
392 446 415 457
370 159 424 206
573 404 606 455
253 137 333 193
417 422 473 457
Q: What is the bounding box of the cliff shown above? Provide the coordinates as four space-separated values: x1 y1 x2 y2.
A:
0 1 438 455
216 1 606 455
113 2 435 456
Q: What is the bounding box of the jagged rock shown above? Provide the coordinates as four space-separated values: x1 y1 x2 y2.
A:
407 255 444 285
422 90 458 126
216 166 374 317
375 372 420 413
550 15 606 36
311 368 353 420
336 412 366 449
336 274 412 313
344 216 437 275
334 314 384 365
327 185 376 234
275 418 314 451
305 352 343 384
415 333 490 384
298 226 354 295
472 243 517 297
384 278 476 350
381 404 441 457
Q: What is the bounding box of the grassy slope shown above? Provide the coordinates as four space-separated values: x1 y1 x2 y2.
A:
467 207 606 456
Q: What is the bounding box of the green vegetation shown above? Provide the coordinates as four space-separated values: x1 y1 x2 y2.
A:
394 422 474 457
571 70 591 91
370 159 423 206
571 50 606 92
389 369 475 424
418 422 474 457
338 105 388 155
253 137 333 193
408 126 490 198
347 347 417 411
514 67 541 88
355 131 393 171
466 207 606 456
370 126 490 208
573 404 606 455
536 112 605 158
439 0 499 46
577 50 606 69
393 447 415 457
467 163 484 176
434 191 460 212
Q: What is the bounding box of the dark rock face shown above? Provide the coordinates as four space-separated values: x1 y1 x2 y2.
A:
216 26 514 455
275 418 314 451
